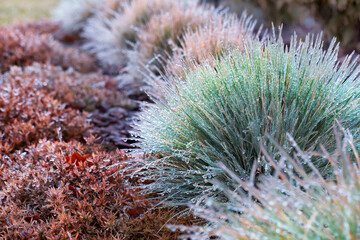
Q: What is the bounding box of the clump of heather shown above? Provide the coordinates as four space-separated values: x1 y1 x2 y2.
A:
176 125 360 240
4 63 134 112
167 12 257 77
133 34 360 206
0 24 96 73
0 68 90 154
0 137 197 239
11 20 59 35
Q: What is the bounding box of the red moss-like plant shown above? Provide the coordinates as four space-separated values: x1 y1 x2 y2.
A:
0 23 97 74
0 137 197 239
0 71 90 154
11 20 60 35
4 63 134 112
0 16 200 238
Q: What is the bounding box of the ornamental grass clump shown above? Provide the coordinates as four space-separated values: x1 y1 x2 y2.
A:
133 34 360 206
133 1 216 72
167 12 257 77
119 1 219 96
52 0 101 36
176 125 360 240
52 0 122 38
82 0 174 66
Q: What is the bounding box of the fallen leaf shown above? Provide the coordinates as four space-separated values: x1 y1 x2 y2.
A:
126 206 146 218
24 215 42 222
64 152 92 166
68 185 80 198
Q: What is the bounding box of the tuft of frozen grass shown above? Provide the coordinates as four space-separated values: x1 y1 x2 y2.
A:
132 33 360 206
132 1 218 72
52 0 122 36
82 0 174 66
174 124 360 240
118 1 221 96
52 0 101 36
167 12 257 77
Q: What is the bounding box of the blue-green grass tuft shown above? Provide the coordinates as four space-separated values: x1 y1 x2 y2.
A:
132 33 360 206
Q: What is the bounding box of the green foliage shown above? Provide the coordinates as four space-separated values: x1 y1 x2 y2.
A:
176 125 360 240
133 33 360 206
